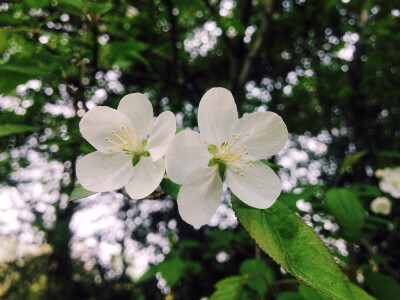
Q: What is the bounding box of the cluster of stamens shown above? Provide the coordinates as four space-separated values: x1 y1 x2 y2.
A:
104 125 145 153
214 132 253 177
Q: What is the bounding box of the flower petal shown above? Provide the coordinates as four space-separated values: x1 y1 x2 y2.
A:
165 130 212 185
76 151 134 192
232 111 288 160
226 161 281 209
177 167 222 227
80 107 133 153
125 157 165 200
146 111 176 161
117 93 154 135
198 87 238 145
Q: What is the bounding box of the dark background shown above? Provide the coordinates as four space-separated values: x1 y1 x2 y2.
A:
0 0 399 299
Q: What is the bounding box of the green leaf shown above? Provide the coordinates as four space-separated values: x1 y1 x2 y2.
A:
278 185 320 210
0 124 41 137
299 283 327 300
136 256 186 288
277 291 304 300
260 159 283 169
244 275 268 297
0 62 46 94
160 178 180 199
339 150 367 175
157 257 185 287
348 283 376 300
68 184 96 202
239 259 274 283
0 29 7 53
365 272 400 300
377 151 400 159
209 276 244 300
232 196 353 300
24 0 50 8
324 188 365 238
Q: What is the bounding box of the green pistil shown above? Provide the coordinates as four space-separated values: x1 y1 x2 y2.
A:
208 144 218 155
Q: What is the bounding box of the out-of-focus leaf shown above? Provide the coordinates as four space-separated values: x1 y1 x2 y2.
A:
348 282 375 300
160 178 180 199
244 275 268 297
232 196 354 300
157 257 185 287
324 188 365 239
57 0 84 9
0 124 41 137
260 159 283 169
365 272 400 300
68 184 96 202
299 284 327 300
0 62 46 94
137 256 185 288
209 276 244 300
377 151 400 159
277 291 304 300
239 259 274 283
24 0 50 8
86 2 113 14
0 29 7 53
239 259 272 297
339 150 367 175
278 185 319 210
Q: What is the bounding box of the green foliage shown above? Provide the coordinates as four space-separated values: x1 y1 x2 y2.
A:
260 159 284 169
339 150 367 175
0 124 41 137
68 184 96 202
324 188 365 239
365 272 400 300
348 283 376 300
160 178 180 199
232 195 353 300
0 62 47 94
209 276 245 300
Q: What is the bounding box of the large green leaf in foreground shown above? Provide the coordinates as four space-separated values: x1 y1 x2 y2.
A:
232 196 353 300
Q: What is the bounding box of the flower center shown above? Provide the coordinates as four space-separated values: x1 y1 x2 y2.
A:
104 125 149 165
208 132 253 177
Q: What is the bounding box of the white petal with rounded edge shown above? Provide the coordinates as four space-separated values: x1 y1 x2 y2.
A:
125 156 165 200
117 93 154 135
146 111 176 161
232 111 288 160
80 107 133 153
76 151 134 192
165 130 212 185
198 87 238 145
177 167 222 227
226 160 281 209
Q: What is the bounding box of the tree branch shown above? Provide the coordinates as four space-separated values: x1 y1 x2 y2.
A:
233 0 274 99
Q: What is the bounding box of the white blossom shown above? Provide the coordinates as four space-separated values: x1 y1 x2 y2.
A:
76 93 176 199
376 167 400 199
370 197 392 215
165 87 288 226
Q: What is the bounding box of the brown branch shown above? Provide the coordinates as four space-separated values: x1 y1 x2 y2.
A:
163 0 178 72
233 0 274 98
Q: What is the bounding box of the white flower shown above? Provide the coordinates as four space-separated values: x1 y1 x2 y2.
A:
76 93 176 199
370 197 392 215
165 87 288 226
376 167 400 199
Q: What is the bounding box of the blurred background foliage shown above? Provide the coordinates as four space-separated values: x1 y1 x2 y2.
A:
0 0 399 299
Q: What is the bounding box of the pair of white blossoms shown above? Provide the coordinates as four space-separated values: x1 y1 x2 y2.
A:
77 88 288 226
